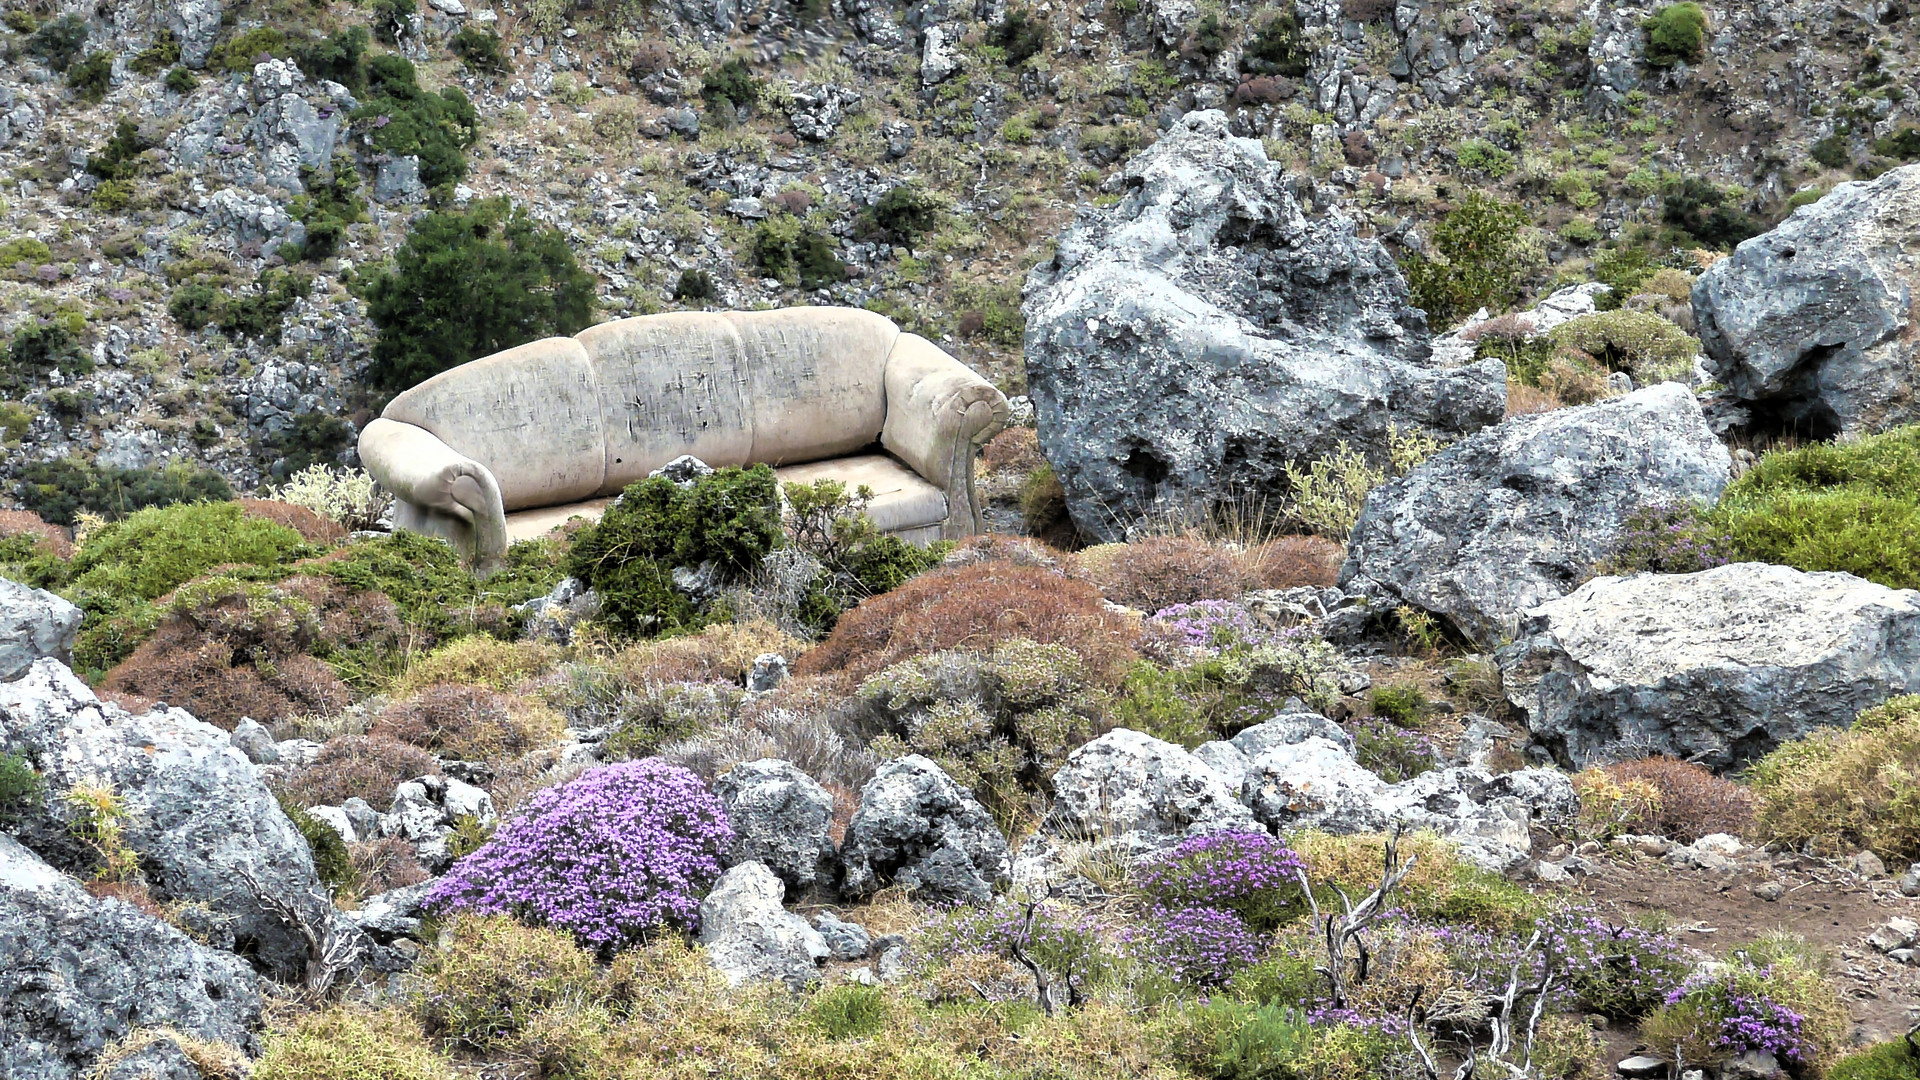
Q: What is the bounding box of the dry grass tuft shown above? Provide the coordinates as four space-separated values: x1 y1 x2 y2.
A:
0 508 73 558
370 684 565 762
238 498 348 545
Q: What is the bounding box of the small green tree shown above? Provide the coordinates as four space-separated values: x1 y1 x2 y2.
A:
350 54 478 187
362 198 598 392
1643 2 1707 66
1399 192 1534 327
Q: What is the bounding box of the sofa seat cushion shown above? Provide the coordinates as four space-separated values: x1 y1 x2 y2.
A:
501 453 948 545
774 454 949 535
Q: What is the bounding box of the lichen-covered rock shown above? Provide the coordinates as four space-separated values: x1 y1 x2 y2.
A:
1023 109 1505 540
0 834 261 1080
714 759 837 898
1498 562 1920 768
0 659 339 981
840 755 1009 904
698 861 829 989
1043 728 1259 853
1694 164 1920 438
1342 384 1732 647
0 577 81 682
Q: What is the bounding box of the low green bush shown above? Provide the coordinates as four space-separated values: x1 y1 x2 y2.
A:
130 29 181 74
17 458 232 526
361 197 596 392
751 214 847 289
1546 309 1698 384
288 157 366 262
1662 177 1759 250
68 50 112 102
673 269 716 301
1715 424 1920 589
254 1007 455 1080
1368 683 1428 726
292 26 370 89
278 794 355 891
163 65 197 93
868 184 940 248
350 55 478 187
1400 192 1534 328
988 10 1049 67
25 13 89 72
2 318 93 396
1643 2 1707 66
1240 10 1309 77
68 501 309 603
0 752 41 823
322 531 563 642
1749 695 1920 863
1831 1037 1920 1080
208 27 289 73
701 56 760 112
808 984 890 1040
449 26 507 73
373 0 416 43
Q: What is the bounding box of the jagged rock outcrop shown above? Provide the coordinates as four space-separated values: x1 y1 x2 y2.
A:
714 759 837 899
1 578 81 682
1498 562 1920 768
1341 384 1732 648
0 834 261 1080
697 861 829 989
0 659 340 981
1042 728 1259 852
1694 164 1920 438
1023 110 1506 540
839 755 1009 904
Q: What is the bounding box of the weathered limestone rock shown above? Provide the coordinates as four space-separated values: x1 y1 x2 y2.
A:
697 861 829 989
0 578 81 682
840 755 1009 904
1342 384 1732 647
1694 164 1920 437
1498 563 1920 768
714 759 837 898
1023 110 1506 540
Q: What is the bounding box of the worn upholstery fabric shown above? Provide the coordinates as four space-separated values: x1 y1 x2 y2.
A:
727 308 895 465
360 418 509 568
576 313 755 492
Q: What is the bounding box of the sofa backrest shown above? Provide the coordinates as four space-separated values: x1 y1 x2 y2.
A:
382 307 902 509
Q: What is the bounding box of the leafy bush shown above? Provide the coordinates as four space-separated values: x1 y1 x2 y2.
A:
778 477 948 632
701 56 760 111
795 561 1140 684
426 760 734 952
1595 502 1736 575
291 26 370 89
15 458 231 527
1831 1038 1920 1080
350 55 478 187
288 158 366 262
373 0 416 43
1240 10 1309 77
1018 463 1077 547
751 214 846 289
1546 310 1697 384
1716 424 1920 589
362 197 596 392
321 531 563 643
170 269 312 340
261 412 353 479
857 638 1110 828
1349 718 1437 782
279 794 356 891
1401 192 1534 328
68 501 307 603
254 1007 454 1080
565 465 782 637
450 26 507 72
809 984 890 1040
870 184 941 247
1368 683 1427 727
0 752 41 822
2 317 92 395
1280 425 1443 540
1640 959 1849 1072
25 14 89 72
1643 2 1707 66
988 9 1049 66
1455 139 1515 179
1749 695 1920 862
164 65 197 93
68 50 112 102
674 269 716 301
1184 1001 1394 1080
279 735 441 811
1662 177 1759 250
207 27 288 73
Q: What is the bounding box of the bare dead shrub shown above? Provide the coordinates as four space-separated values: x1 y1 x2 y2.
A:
238 498 347 545
370 685 564 762
277 735 440 811
981 426 1045 474
348 837 430 896
1604 756 1755 842
0 509 73 558
1243 535 1343 588
1080 535 1249 612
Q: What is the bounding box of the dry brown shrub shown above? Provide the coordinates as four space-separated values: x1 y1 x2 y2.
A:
86 878 166 918
1506 379 1562 416
106 630 351 730
1459 312 1530 344
1243 535 1342 588
98 688 158 713
792 562 1139 685
981 427 1045 473
394 636 559 695
0 509 73 558
943 532 1068 570
348 837 430 896
601 619 808 686
1539 354 1613 405
238 498 347 545
1080 535 1248 613
278 735 440 811
1604 756 1755 842
370 684 564 762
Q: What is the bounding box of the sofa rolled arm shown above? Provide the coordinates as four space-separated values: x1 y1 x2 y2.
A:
880 334 1011 538
358 418 509 570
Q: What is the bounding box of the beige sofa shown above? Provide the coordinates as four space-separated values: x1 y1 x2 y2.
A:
357 307 1011 569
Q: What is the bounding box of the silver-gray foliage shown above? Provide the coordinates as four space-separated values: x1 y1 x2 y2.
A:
1022 109 1506 540
1342 384 1732 648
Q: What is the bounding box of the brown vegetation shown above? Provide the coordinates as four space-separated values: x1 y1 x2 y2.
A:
277 735 440 811
0 509 73 558
348 838 430 895
1603 756 1756 842
981 426 1046 473
238 498 348 545
371 684 564 762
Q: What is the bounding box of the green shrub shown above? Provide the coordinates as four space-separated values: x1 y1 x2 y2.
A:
869 184 940 248
673 269 716 301
1186 1000 1393 1080
1591 246 1655 309
565 466 782 637
1455 139 1515 179
263 413 355 479
362 197 596 392
1831 1038 1920 1080
0 752 41 823
1810 133 1852 170
278 794 355 891
701 56 760 111
1643 2 1707 66
751 214 847 289
208 27 290 72
372 0 416 43
164 65 198 93
293 27 370 90
2 319 93 396
322 531 563 642
1640 958 1849 1073
1748 695 1920 863
1368 683 1427 726
809 983 890 1040
17 458 232 527
131 29 181 74
1716 424 1920 589
1240 11 1309 77
68 50 112 102
87 119 152 185
1872 128 1920 162
450 26 507 72
1546 309 1698 383
0 236 52 269
69 501 308 603
211 269 312 341
988 9 1049 67
1662 177 1759 250
25 14 89 72
350 55 478 187
254 1006 455 1080
288 158 366 262
1400 192 1534 328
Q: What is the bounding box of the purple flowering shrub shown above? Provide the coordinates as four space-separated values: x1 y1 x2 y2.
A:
1128 833 1309 988
1643 966 1826 1068
425 759 733 952
1439 908 1692 1020
1132 904 1268 987
1596 503 1737 576
914 899 1117 984
1145 600 1265 654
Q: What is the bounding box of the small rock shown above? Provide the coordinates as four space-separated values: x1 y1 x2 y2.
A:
306 805 357 844
1899 863 1920 897
1867 916 1920 954
229 717 279 764
1533 861 1571 884
1726 1049 1783 1079
1616 1055 1667 1078
1848 850 1888 878
1693 833 1745 857
876 943 906 981
1750 880 1785 902
650 454 715 484
1888 948 1915 966
748 653 789 693
0 578 82 682
813 912 872 961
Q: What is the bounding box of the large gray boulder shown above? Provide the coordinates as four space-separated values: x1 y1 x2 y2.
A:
1694 164 1920 438
697 861 829 989
1342 384 1732 648
713 759 837 899
839 755 1009 905
1 578 82 683
0 834 261 1080
1042 728 1259 854
1023 110 1506 541
0 659 338 981
1498 562 1920 768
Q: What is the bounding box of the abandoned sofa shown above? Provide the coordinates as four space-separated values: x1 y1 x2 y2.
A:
358 306 1011 568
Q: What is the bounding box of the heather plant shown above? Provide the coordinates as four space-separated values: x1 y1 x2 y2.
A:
1132 902 1269 987
1641 960 1849 1072
426 759 734 952
1143 599 1265 655
1135 832 1307 933
1595 502 1736 576
916 898 1120 989
1546 310 1699 385
1348 719 1438 784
